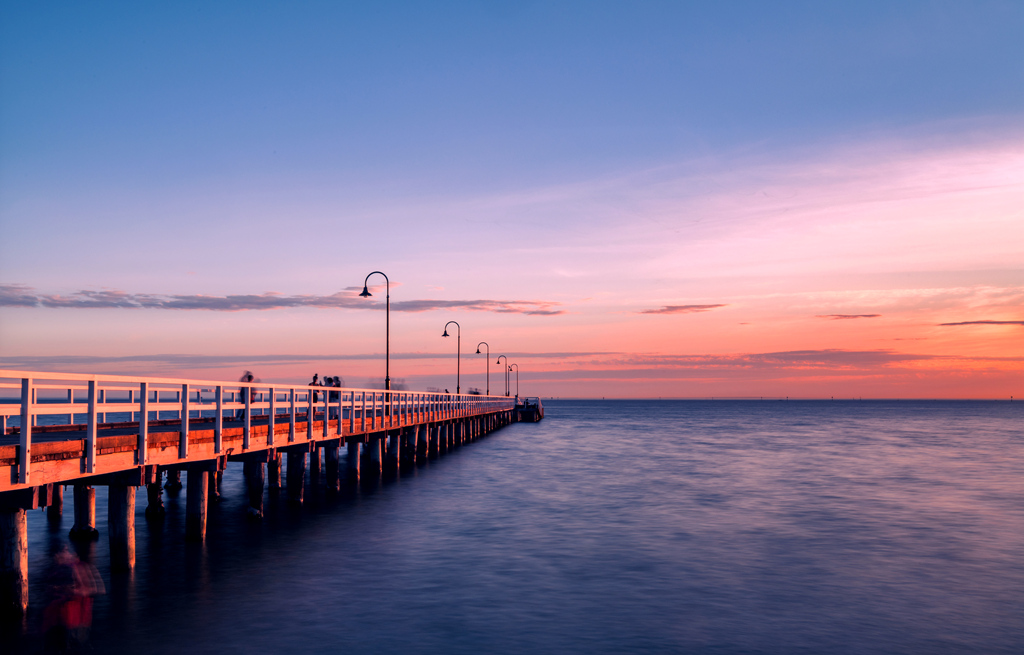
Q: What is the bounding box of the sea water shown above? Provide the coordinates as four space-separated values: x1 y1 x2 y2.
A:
7 400 1024 653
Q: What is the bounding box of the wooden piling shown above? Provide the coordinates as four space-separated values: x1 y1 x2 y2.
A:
404 426 417 466
165 469 182 492
428 424 438 457
70 485 99 541
145 481 164 519
309 445 322 488
208 468 221 503
185 467 209 542
346 440 360 483
268 451 282 491
47 484 63 520
367 437 382 476
108 484 136 571
387 431 400 470
244 460 265 519
286 449 306 504
411 425 423 462
324 441 340 492
0 509 28 615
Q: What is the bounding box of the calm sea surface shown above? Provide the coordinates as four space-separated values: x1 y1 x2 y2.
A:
7 400 1024 654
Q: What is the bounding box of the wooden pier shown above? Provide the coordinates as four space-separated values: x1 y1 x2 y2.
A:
0 369 526 615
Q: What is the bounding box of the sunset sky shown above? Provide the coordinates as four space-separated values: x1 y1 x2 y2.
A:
1 2 1022 397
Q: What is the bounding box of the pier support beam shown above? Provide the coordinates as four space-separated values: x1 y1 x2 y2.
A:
70 485 99 541
387 431 400 471
346 441 360 483
309 445 322 488
324 441 340 492
404 426 418 466
165 469 182 493
412 425 424 462
47 485 63 520
208 470 221 504
244 460 265 518
108 484 136 571
0 509 28 616
268 452 282 492
185 466 209 542
286 449 306 505
366 437 382 477
146 481 164 519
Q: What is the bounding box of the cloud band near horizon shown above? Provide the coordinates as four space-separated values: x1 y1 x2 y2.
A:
639 304 727 315
0 284 563 315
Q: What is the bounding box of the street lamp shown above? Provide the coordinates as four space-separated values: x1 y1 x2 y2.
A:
509 363 519 398
475 341 490 396
359 271 390 390
442 320 461 394
496 355 508 396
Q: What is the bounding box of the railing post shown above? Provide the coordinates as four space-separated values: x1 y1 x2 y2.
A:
288 388 296 443
361 392 367 432
214 385 223 454
179 383 189 458
86 380 97 474
349 391 355 434
268 387 276 446
139 382 149 465
18 378 32 484
322 389 329 438
336 389 343 436
243 384 251 449
307 390 314 441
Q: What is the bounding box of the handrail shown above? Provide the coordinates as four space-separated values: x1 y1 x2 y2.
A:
0 369 515 485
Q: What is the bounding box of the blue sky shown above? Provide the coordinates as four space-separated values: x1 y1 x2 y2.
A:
2 2 1023 396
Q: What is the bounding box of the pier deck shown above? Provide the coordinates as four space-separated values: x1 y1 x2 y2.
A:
0 369 525 616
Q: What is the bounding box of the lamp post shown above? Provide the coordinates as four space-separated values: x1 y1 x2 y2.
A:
442 321 461 394
509 363 519 398
359 271 390 390
496 355 508 396
475 341 490 396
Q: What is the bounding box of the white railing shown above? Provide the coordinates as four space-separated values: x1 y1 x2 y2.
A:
0 369 514 485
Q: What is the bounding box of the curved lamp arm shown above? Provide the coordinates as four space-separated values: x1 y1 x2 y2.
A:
475 341 490 396
442 321 461 394
360 271 390 390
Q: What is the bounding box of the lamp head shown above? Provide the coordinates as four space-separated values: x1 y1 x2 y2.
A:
359 285 371 298
442 329 450 338
475 348 481 354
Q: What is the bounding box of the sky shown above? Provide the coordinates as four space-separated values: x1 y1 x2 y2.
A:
1 1 1022 398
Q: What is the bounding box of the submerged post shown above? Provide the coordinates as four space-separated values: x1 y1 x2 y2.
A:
185 466 209 542
286 448 306 505
269 452 282 491
387 431 400 470
346 440 360 483
108 484 136 571
324 440 340 492
47 484 63 520
0 508 28 615
244 459 265 519
70 485 98 541
146 480 164 519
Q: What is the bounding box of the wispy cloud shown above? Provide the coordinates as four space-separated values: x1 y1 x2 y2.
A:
639 304 727 315
816 314 881 320
0 284 563 315
939 320 1024 326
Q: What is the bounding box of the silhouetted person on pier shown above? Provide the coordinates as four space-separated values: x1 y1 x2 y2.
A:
238 371 256 419
309 373 320 403
328 376 341 418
